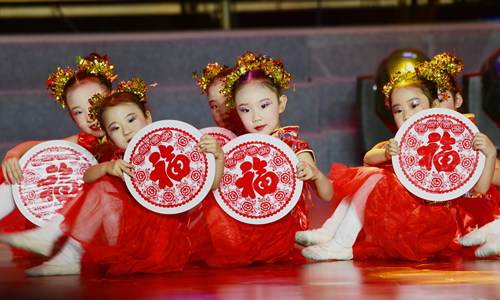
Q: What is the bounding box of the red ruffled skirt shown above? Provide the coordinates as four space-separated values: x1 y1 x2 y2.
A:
328 163 497 261
60 175 191 276
188 193 300 268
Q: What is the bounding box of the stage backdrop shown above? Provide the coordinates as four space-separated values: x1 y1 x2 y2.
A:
1 22 500 175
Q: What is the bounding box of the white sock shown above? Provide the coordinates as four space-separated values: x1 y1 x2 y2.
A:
319 173 382 248
25 214 65 244
45 237 83 266
480 220 500 235
320 199 350 236
0 182 16 220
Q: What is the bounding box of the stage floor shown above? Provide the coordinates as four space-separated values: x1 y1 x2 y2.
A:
2 200 500 299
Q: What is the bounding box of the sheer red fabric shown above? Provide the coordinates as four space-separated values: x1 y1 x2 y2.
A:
60 175 191 276
328 163 497 261
0 134 116 257
187 127 312 268
188 193 297 268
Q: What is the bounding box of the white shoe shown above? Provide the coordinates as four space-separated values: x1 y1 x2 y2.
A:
459 228 491 247
295 230 332 247
24 262 81 277
0 232 53 257
301 243 353 261
475 235 500 258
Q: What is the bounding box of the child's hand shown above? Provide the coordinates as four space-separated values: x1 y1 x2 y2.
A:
385 139 400 158
105 160 135 181
196 135 224 162
296 161 321 181
472 132 497 158
2 153 23 184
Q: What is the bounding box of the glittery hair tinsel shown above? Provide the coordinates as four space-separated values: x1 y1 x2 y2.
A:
415 52 464 101
88 78 153 128
220 51 294 108
193 62 226 94
45 54 117 108
382 51 463 107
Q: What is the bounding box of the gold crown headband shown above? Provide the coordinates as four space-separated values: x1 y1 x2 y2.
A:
382 67 420 107
193 62 226 94
88 78 152 129
46 54 117 108
220 51 295 108
383 52 464 107
415 52 464 101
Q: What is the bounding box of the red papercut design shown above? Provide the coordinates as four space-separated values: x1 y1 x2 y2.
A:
218 141 297 219
129 127 210 209
398 113 480 195
235 157 279 199
18 145 94 224
149 145 190 189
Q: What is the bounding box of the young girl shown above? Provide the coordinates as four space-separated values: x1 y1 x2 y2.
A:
297 53 497 261
188 51 334 268
195 63 245 135
3 78 225 276
0 53 116 254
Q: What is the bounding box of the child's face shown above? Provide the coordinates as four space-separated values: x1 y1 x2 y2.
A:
102 103 152 150
66 82 107 138
391 86 431 129
436 90 463 111
207 79 243 132
234 82 286 135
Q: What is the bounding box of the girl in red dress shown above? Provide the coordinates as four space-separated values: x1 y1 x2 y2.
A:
0 53 116 255
3 78 225 276
188 52 334 268
297 52 498 261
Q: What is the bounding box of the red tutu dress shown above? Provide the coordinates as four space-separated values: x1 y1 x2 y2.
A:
58 150 191 276
188 126 313 268
327 155 498 261
0 133 116 257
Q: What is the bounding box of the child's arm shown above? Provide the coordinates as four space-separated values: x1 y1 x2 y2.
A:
472 132 497 194
2 134 81 184
196 135 224 190
363 140 399 166
83 160 135 184
296 152 334 201
491 159 500 187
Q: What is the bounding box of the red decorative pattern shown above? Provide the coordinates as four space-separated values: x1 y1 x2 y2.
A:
218 141 296 219
18 146 93 223
398 113 479 194
129 127 209 208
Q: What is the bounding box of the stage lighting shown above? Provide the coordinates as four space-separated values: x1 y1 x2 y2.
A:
374 49 429 133
481 48 500 127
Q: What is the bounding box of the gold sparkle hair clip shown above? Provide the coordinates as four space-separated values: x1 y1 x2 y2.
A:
45 67 77 108
194 62 226 94
76 54 118 83
115 77 150 102
87 92 110 129
220 51 295 108
46 54 117 109
382 66 420 108
415 51 464 101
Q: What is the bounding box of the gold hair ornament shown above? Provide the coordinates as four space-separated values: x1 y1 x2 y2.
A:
220 51 295 108
194 63 226 94
415 52 464 101
46 54 117 108
87 78 154 128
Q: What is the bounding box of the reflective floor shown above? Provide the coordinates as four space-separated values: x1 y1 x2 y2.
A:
2 200 500 299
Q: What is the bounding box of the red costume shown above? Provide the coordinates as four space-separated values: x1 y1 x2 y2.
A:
188 126 314 268
328 155 498 261
58 149 191 276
